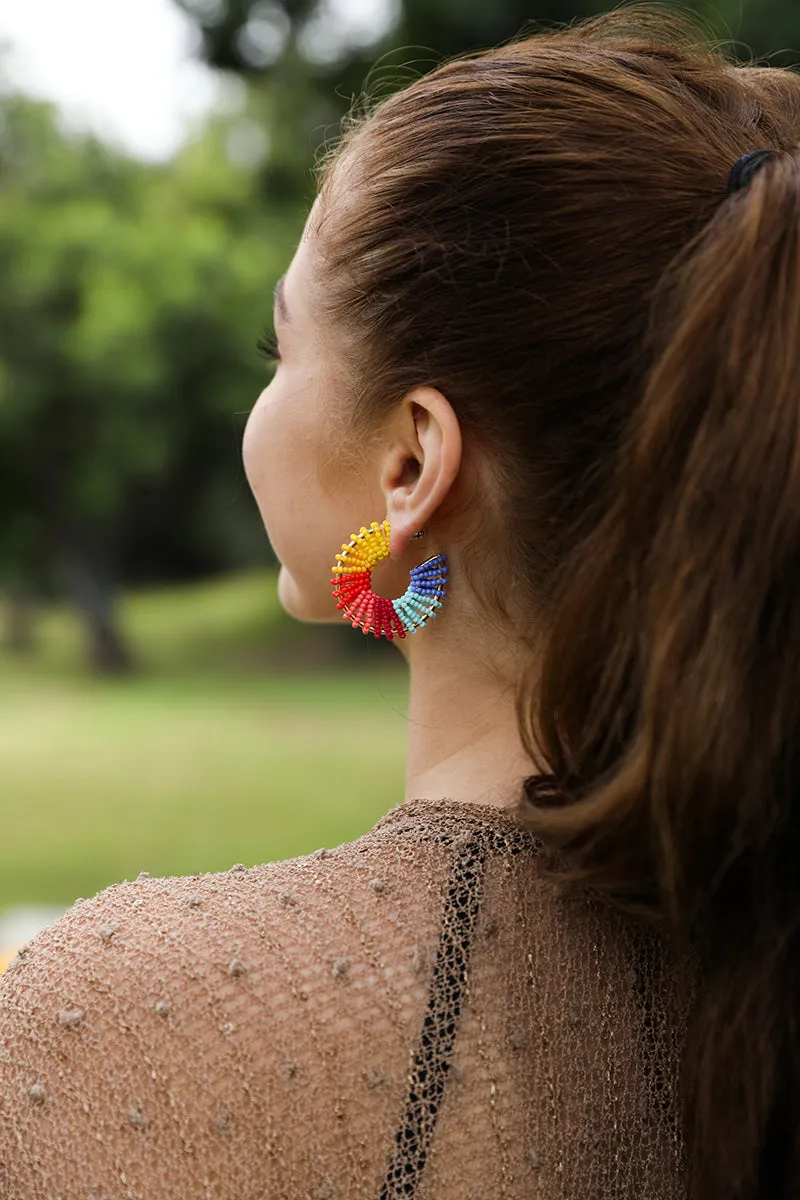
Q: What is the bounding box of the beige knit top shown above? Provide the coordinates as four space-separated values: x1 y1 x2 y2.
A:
0 796 689 1199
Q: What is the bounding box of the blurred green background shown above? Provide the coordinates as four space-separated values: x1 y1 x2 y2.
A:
0 0 796 936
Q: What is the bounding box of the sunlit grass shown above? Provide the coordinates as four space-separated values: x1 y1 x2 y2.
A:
32 568 298 676
0 571 409 909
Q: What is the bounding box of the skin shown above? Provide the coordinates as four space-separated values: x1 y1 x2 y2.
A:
242 202 537 812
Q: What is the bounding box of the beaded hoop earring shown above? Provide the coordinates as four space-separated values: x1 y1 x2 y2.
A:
330 519 448 640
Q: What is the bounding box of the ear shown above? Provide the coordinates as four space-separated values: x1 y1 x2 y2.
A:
380 387 462 559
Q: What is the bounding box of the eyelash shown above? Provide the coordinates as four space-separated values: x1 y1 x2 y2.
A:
257 330 281 365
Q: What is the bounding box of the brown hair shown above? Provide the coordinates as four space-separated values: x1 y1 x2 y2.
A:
310 6 800 1196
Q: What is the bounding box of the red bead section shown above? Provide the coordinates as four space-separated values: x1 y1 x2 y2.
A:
330 572 407 640
330 572 371 613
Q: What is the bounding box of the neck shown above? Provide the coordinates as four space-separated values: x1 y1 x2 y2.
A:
401 629 536 812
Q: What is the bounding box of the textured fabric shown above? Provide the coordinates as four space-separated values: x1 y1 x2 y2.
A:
0 796 690 1198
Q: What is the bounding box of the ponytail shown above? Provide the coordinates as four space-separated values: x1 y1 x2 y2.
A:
519 147 800 1198
312 9 800 1190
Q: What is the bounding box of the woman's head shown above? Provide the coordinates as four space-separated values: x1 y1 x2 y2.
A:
246 7 800 1197
247 4 800 648
242 215 467 638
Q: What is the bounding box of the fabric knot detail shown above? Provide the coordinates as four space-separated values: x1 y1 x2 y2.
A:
58 1008 85 1028
482 916 499 939
509 1028 527 1051
566 1003 584 1027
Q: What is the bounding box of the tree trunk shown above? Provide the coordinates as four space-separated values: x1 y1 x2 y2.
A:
1 586 36 655
60 539 135 675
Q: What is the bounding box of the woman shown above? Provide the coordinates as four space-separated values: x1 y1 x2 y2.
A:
1 5 797 1197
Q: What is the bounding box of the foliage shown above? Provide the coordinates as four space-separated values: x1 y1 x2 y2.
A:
0 90 295 665
0 94 290 583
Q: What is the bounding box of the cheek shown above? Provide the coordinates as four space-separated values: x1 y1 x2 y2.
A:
242 383 340 612
243 383 308 535
242 386 275 503
242 383 305 565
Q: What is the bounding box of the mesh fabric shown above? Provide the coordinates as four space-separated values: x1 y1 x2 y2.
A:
0 796 689 1198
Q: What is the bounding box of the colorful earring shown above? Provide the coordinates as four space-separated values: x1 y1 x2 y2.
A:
330 519 448 640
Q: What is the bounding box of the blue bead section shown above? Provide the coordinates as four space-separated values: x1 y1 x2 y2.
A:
394 554 448 633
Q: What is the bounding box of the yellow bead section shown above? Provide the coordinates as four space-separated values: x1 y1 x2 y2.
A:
331 519 391 576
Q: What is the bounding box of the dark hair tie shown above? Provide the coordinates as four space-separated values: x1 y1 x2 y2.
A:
727 149 776 195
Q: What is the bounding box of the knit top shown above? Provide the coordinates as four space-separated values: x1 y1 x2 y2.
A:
0 795 690 1199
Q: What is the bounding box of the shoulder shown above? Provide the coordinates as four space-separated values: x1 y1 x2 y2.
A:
0 817 454 1197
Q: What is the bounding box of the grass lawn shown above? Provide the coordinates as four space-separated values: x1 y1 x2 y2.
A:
0 571 409 910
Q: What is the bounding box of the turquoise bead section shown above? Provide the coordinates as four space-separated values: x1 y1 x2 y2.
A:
393 589 443 633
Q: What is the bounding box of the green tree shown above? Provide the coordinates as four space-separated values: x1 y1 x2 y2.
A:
0 93 287 670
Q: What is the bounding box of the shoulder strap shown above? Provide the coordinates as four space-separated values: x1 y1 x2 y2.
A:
378 827 490 1198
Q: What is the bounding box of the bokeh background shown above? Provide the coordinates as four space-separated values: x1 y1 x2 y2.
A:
0 0 796 962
